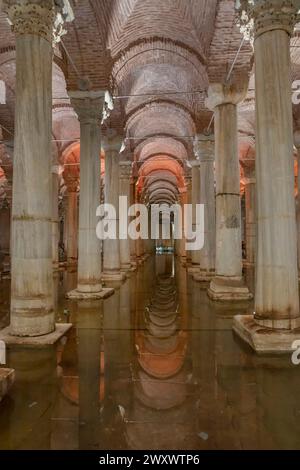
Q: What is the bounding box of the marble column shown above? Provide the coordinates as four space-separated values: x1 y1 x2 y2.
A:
67 92 114 300
206 83 252 301
102 133 126 282
179 187 187 265
119 161 132 271
1 0 72 337
188 160 201 273
63 175 78 266
241 160 256 265
51 164 60 268
130 178 138 267
194 135 216 282
234 0 300 353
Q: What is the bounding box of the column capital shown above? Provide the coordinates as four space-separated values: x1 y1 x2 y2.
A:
3 0 74 44
194 134 215 162
236 0 299 41
119 161 132 179
190 159 200 168
206 83 248 110
102 129 125 155
69 90 106 126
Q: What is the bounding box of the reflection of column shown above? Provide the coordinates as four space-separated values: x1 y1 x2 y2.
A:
103 134 126 282
77 301 102 450
194 135 216 281
119 162 132 271
4 1 69 336
7 347 57 449
206 84 251 301
64 175 78 266
234 1 300 352
241 160 256 265
67 92 114 299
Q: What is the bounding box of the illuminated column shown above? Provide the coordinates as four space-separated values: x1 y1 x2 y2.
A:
294 131 300 272
102 133 126 282
188 160 201 272
194 135 216 281
119 161 132 271
179 187 187 264
51 163 60 268
63 174 78 266
67 92 114 299
130 177 138 266
206 83 252 301
2 0 73 337
241 160 256 265
234 0 300 353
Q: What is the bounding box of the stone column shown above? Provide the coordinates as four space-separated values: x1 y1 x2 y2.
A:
119 161 132 271
241 160 256 265
51 164 60 268
234 0 300 353
1 0 72 337
130 177 138 267
67 92 114 299
194 134 216 281
102 133 126 282
188 160 201 273
179 187 187 265
206 83 252 301
63 174 78 266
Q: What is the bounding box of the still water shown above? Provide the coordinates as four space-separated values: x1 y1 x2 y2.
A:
0 255 300 450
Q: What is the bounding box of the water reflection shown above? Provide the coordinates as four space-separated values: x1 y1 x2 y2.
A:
0 255 300 449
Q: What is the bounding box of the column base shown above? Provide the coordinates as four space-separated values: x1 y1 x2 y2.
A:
187 265 200 275
101 271 126 282
0 368 15 402
208 276 253 301
193 270 215 282
0 323 72 348
66 287 114 300
233 315 300 354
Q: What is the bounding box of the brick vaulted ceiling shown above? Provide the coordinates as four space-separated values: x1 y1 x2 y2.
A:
0 1 299 204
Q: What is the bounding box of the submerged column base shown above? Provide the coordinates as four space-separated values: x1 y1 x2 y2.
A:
66 287 114 300
233 315 300 354
208 276 253 301
193 269 215 282
0 323 72 347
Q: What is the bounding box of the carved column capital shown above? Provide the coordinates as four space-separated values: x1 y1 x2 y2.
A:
119 161 132 180
206 83 248 110
102 129 125 156
194 134 215 162
236 0 299 41
3 0 74 44
69 90 107 126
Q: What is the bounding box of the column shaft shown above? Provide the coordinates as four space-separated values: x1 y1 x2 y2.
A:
254 25 299 326
10 9 54 335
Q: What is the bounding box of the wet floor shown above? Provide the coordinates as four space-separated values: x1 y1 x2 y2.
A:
0 254 300 450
